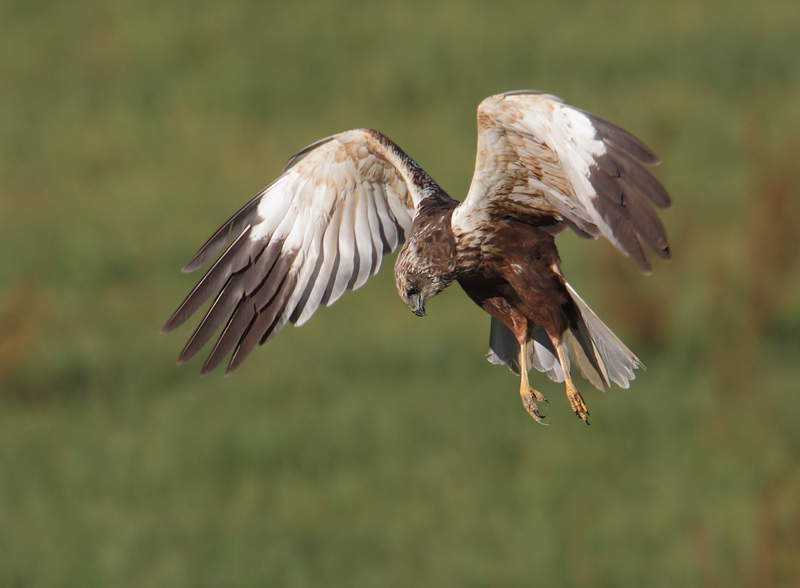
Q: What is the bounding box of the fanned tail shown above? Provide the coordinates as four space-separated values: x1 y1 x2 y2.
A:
486 281 641 390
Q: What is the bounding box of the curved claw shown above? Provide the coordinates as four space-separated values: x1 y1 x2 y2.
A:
521 392 549 426
531 387 549 411
565 381 590 424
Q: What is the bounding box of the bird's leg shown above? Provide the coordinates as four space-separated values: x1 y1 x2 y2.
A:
554 340 590 424
518 341 548 425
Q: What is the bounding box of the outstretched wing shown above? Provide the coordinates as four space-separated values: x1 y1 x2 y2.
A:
451 90 671 272
162 129 428 374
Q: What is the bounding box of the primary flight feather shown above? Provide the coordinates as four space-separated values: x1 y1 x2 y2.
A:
163 90 671 423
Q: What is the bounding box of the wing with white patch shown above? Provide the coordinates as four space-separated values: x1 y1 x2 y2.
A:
162 129 428 374
452 90 671 272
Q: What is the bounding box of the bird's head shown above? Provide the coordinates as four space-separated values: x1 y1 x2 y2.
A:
394 213 457 318
396 272 447 318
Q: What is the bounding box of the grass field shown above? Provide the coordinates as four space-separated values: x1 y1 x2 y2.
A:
2 0 800 586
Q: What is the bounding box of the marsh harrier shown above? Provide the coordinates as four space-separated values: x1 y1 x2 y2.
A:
163 91 671 424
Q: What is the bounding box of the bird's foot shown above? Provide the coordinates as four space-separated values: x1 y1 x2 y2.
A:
520 387 549 425
565 380 590 424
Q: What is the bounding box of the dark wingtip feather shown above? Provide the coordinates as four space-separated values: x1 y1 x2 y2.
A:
162 308 190 334
163 229 254 334
200 361 219 377
197 296 257 375
200 344 229 376
587 113 661 166
632 250 653 274
603 144 672 210
183 227 234 274
181 193 263 273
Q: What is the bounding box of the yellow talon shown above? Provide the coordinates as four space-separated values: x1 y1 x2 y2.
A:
565 379 590 424
555 339 590 424
520 387 548 425
517 342 548 425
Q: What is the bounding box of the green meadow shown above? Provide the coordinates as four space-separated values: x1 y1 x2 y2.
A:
2 0 799 585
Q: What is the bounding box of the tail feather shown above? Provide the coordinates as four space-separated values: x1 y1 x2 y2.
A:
529 325 565 382
487 320 566 382
564 329 606 390
563 281 642 389
486 317 521 374
485 283 641 390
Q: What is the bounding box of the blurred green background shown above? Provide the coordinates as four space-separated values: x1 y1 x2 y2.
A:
2 0 800 586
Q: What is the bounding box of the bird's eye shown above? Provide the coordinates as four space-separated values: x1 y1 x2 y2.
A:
405 285 419 298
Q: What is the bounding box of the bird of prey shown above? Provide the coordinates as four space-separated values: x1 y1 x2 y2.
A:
162 90 671 424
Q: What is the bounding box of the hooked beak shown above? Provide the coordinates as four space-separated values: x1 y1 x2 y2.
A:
409 293 426 317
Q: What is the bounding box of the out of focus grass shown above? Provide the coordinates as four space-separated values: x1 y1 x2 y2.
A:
1 0 800 586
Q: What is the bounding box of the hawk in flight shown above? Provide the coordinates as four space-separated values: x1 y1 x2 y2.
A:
163 91 671 424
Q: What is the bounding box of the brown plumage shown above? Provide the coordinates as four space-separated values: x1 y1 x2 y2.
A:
163 90 671 424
